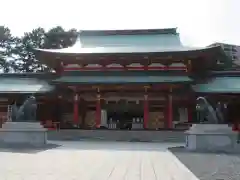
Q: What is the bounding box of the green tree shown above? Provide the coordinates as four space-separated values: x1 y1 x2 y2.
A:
12 26 78 72
44 26 77 49
0 26 18 72
13 27 47 72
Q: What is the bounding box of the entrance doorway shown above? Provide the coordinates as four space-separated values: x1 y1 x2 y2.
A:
104 99 144 130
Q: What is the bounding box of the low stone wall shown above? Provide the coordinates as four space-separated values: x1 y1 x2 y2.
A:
185 124 240 153
0 122 47 146
48 130 185 142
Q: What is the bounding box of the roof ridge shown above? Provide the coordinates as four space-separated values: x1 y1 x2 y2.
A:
79 28 178 36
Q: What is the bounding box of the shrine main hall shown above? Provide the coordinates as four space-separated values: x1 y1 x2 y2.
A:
0 28 239 130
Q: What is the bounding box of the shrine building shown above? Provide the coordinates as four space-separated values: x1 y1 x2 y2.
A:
0 28 239 130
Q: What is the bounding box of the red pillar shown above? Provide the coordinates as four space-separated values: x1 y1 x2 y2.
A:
143 94 149 129
167 92 173 129
95 94 101 128
73 93 79 125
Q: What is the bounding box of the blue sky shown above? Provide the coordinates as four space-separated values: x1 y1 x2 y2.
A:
0 0 239 47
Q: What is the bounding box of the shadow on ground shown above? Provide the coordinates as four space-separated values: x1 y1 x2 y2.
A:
0 143 61 154
169 146 240 180
169 146 240 155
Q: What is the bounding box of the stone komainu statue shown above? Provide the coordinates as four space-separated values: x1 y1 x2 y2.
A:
10 96 37 122
196 97 225 124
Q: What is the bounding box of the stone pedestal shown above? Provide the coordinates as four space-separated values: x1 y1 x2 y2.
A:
185 124 240 153
0 122 47 146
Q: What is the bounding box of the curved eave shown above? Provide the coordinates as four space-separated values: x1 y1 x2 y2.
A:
34 45 224 68
0 77 55 94
51 75 192 85
192 76 240 94
34 45 222 56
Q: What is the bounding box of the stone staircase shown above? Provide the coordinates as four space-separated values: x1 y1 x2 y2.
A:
48 130 186 142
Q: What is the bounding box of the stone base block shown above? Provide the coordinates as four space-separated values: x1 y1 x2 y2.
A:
0 122 47 146
185 124 240 153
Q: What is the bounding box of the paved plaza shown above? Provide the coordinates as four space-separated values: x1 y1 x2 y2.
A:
0 141 198 180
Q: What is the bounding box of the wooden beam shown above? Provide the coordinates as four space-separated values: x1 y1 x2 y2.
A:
63 66 186 71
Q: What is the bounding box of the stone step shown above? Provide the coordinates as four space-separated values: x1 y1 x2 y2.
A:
48 130 186 142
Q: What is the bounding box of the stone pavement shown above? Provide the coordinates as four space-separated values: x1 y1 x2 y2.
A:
0 141 199 180
170 146 240 180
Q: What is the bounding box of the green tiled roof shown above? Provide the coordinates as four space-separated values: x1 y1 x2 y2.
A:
34 27 223 56
53 75 192 84
192 77 240 93
0 78 54 93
